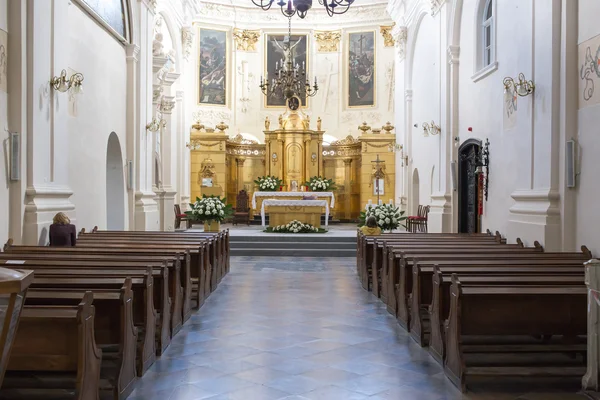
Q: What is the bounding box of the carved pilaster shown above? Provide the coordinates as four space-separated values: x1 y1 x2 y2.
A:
181 26 194 61
380 25 395 47
431 0 446 16
392 25 407 61
233 29 260 51
314 31 341 52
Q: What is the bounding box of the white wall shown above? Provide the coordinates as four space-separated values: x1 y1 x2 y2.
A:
0 0 8 245
576 0 600 255
67 3 128 232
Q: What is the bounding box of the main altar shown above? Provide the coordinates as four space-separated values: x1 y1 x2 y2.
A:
186 95 397 221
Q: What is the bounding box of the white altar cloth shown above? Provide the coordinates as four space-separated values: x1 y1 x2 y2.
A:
252 191 335 209
261 199 329 227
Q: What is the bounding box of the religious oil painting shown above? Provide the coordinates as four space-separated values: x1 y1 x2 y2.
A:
348 31 376 108
579 33 600 109
81 0 127 39
265 33 308 108
0 29 7 94
198 29 228 106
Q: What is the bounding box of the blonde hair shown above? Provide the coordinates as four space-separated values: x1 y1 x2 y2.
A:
53 212 70 225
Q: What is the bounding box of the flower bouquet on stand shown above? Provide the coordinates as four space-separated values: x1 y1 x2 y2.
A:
254 176 283 192
305 176 336 192
265 220 327 233
358 203 406 232
185 195 233 232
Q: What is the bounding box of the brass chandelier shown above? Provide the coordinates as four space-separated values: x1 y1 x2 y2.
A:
259 16 318 100
251 0 355 19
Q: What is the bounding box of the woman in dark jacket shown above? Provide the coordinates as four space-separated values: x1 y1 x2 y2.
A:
49 212 77 246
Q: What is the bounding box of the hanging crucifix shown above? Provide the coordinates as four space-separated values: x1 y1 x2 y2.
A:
372 154 385 203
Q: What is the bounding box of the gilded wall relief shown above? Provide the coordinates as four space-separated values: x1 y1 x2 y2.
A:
198 28 228 106
0 29 7 94
314 31 341 52
348 31 375 108
579 33 600 109
265 33 308 107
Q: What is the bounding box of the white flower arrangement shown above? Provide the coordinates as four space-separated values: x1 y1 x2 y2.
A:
270 220 322 233
186 195 233 222
306 176 335 192
254 176 283 192
362 203 406 232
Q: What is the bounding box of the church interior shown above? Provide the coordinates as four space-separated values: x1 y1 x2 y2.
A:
0 0 600 399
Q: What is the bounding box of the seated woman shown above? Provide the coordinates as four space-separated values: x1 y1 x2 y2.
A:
360 216 382 236
49 212 77 247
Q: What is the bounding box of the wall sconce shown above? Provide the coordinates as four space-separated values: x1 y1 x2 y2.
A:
146 116 166 132
422 121 441 137
392 144 409 167
50 69 84 94
503 73 535 97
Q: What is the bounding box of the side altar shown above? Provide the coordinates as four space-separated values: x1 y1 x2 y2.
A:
186 96 396 221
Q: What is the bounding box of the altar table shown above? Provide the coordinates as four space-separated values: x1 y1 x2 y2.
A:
252 191 335 212
261 199 329 228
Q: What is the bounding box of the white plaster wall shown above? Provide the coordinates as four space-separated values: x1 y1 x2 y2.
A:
67 3 128 232
410 13 440 215
576 1 600 256
0 0 8 246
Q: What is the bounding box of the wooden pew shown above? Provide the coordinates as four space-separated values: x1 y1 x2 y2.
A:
2 244 187 335
24 279 137 400
427 265 584 364
1 292 102 400
443 276 586 392
409 260 586 346
0 260 171 359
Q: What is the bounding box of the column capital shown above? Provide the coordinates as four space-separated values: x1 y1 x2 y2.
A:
236 158 246 166
139 0 157 14
161 96 176 115
392 25 408 61
182 26 194 61
126 44 140 63
447 45 460 65
431 0 446 16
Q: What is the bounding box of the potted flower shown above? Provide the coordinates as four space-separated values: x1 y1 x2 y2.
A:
265 220 327 233
254 176 283 192
305 176 336 192
359 203 406 232
185 195 233 232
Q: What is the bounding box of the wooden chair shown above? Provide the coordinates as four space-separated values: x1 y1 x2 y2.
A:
407 205 430 232
174 204 191 229
232 190 250 226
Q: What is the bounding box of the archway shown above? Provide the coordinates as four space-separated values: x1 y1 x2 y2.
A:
411 168 420 216
106 132 125 230
458 139 482 233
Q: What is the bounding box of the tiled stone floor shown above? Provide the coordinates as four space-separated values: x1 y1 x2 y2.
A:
128 257 585 400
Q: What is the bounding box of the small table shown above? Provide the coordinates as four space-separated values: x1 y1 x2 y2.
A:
261 199 330 228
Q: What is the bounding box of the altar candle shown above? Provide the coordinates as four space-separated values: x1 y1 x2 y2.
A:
368 199 372 205
389 199 394 205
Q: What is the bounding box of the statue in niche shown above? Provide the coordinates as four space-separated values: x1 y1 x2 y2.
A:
153 31 165 56
317 117 322 131
265 116 270 130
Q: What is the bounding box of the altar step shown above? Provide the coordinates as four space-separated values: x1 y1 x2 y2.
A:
230 235 356 257
249 215 340 226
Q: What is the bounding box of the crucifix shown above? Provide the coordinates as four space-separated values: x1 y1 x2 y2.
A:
372 154 385 204
358 34 366 55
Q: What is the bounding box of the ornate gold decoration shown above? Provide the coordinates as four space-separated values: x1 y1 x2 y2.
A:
358 122 371 134
316 117 322 131
265 117 270 130
330 135 359 146
229 134 258 145
192 121 205 131
380 25 395 47
199 158 216 179
382 122 394 134
186 140 222 150
314 31 341 52
372 128 382 134
233 29 260 52
215 121 229 132
281 95 310 130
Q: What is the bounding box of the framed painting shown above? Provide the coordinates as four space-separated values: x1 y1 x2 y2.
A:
347 31 376 108
265 33 308 108
198 28 228 106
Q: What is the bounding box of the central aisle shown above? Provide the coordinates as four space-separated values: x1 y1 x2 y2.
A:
128 257 583 400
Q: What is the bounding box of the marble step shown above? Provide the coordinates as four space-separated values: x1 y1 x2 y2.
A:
231 241 356 250
229 235 357 243
230 247 356 257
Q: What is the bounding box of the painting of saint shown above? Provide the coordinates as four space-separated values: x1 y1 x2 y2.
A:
348 31 375 108
265 34 308 107
199 29 227 106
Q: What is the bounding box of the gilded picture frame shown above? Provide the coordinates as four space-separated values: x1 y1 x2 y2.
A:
197 27 229 107
346 30 376 108
264 32 309 108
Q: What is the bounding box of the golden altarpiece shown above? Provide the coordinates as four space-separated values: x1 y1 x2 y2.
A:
187 98 397 221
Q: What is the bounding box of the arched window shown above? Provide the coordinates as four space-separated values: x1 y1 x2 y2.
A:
482 0 494 67
472 0 497 81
